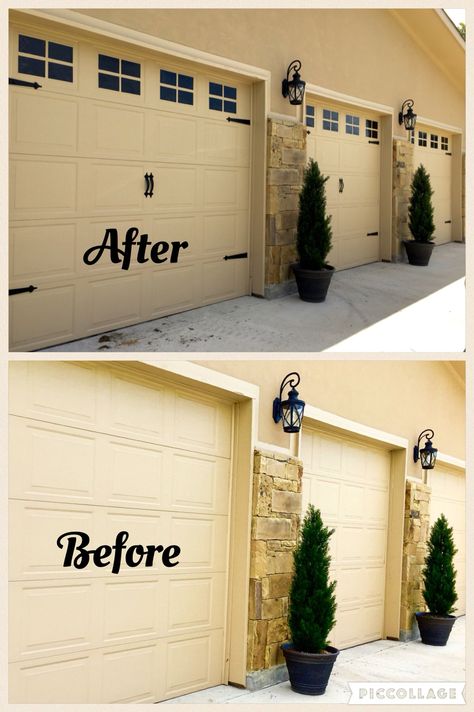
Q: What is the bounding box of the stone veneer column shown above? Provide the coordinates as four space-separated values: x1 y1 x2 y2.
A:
392 139 414 259
246 449 303 689
399 480 431 641
265 118 307 298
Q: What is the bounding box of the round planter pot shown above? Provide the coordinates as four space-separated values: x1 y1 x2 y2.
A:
281 643 339 695
403 240 435 266
416 612 456 646
292 263 335 302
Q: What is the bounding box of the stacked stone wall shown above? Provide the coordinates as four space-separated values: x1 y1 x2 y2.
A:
392 139 414 258
400 480 431 640
247 449 303 674
265 118 307 297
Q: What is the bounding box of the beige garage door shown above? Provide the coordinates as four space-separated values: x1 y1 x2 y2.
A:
9 18 251 350
413 124 452 244
301 428 391 649
429 465 465 615
306 99 381 270
9 361 233 703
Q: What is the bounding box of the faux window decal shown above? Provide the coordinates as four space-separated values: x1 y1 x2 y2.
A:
346 114 360 135
418 131 428 147
98 54 141 95
160 69 194 105
365 119 378 139
305 105 315 128
430 134 439 149
322 109 338 132
441 136 449 151
209 82 237 113
18 34 73 82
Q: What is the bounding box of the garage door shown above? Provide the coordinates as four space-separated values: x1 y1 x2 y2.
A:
429 465 465 615
413 124 452 244
301 428 391 649
9 18 251 351
9 361 233 703
306 99 381 269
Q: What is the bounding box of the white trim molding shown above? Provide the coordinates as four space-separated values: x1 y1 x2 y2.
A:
435 452 465 471
306 83 394 116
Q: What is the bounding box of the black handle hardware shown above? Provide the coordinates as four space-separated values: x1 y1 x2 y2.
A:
9 77 41 89
144 173 150 197
149 173 154 198
366 232 379 236
368 140 380 145
338 178 344 194
445 220 452 224
306 129 311 135
446 152 452 156
226 117 251 125
9 285 38 296
224 252 248 261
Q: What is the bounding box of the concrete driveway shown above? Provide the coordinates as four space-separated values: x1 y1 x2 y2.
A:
44 243 465 353
162 617 465 704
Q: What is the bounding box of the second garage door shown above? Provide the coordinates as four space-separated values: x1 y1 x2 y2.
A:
9 18 252 350
413 124 453 244
305 98 382 270
301 428 391 649
9 362 233 703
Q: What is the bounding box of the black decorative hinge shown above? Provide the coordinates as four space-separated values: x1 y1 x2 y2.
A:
9 77 41 89
445 220 452 224
368 140 380 145
224 252 248 261
226 117 251 125
446 152 452 156
9 285 38 296
367 231 379 236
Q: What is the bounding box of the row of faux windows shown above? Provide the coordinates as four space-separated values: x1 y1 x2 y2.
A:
17 34 238 112
411 131 449 151
306 106 379 139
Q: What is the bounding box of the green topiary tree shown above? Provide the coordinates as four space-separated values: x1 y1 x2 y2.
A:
422 513 458 616
289 505 337 653
297 159 333 269
408 164 435 243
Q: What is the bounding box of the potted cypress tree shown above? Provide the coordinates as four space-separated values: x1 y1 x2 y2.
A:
281 505 338 695
292 159 334 301
403 164 436 266
416 514 458 646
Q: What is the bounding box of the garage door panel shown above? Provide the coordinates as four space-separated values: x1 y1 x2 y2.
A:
10 158 79 219
10 283 77 351
164 631 224 698
10 222 77 282
304 475 340 520
155 166 197 209
313 138 339 172
202 121 250 166
170 452 230 515
167 573 226 633
85 272 144 331
201 258 248 303
87 162 147 214
147 112 198 162
204 168 247 209
84 102 146 160
340 142 379 173
105 439 165 509
203 212 247 254
172 391 232 458
107 372 168 441
340 483 365 520
170 514 228 571
10 91 79 156
414 129 452 245
149 263 198 317
103 579 162 645
10 654 93 704
339 205 379 235
317 435 343 474
102 644 157 703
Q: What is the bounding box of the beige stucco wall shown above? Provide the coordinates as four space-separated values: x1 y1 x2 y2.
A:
200 361 465 477
77 8 465 136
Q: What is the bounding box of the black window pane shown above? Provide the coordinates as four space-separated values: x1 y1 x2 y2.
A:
19 35 45 57
48 62 73 82
224 100 236 114
48 41 73 63
18 56 45 77
209 82 222 96
160 69 176 86
121 60 140 78
178 90 193 105
121 77 140 95
224 85 237 99
98 72 119 91
178 74 193 90
306 105 315 116
99 54 119 73
306 117 315 128
160 86 176 102
209 97 222 111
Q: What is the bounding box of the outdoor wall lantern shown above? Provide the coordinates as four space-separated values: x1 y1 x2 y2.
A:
273 372 305 433
413 429 438 470
398 99 417 131
282 60 306 105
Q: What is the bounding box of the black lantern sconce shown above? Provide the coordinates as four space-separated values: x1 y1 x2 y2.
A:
282 60 306 105
413 429 438 470
273 372 305 433
398 99 417 131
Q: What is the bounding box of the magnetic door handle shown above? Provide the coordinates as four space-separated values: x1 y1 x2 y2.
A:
144 173 150 197
339 178 344 193
149 173 154 198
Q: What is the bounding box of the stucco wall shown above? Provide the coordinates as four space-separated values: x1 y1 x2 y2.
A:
77 8 464 135
200 361 465 476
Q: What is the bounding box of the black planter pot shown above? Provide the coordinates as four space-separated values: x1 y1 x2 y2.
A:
281 643 339 695
416 612 456 646
292 263 335 302
403 240 435 266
